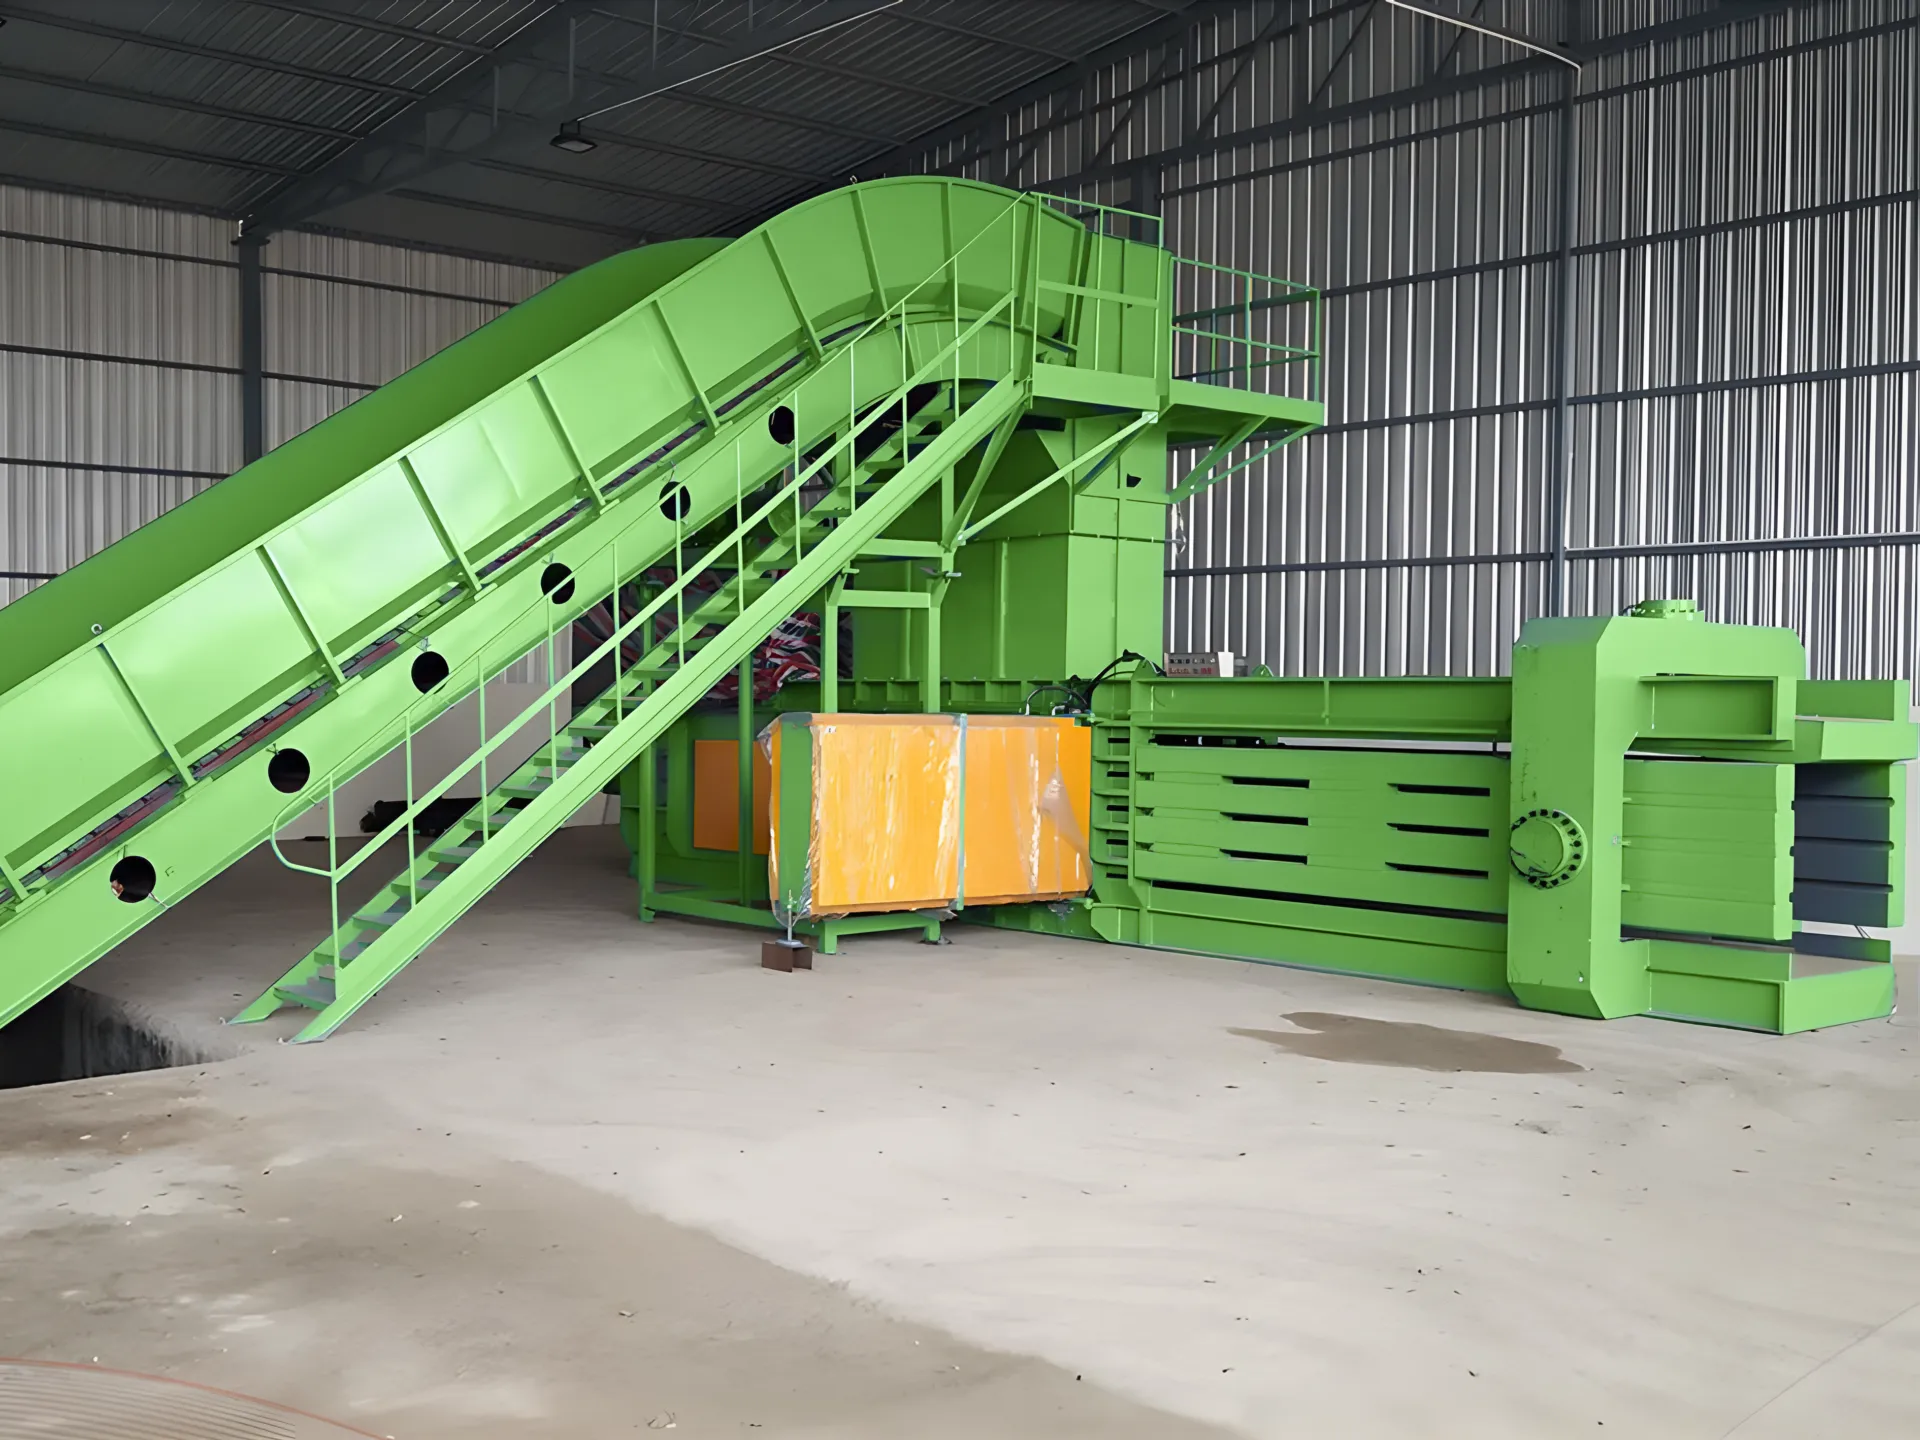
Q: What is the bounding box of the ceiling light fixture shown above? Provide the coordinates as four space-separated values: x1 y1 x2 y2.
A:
550 121 596 154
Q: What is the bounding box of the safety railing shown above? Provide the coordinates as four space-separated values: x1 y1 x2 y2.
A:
1172 256 1321 400
261 185 1316 940
264 197 1046 938
1025 192 1169 387
1033 186 1320 403
1037 192 1164 247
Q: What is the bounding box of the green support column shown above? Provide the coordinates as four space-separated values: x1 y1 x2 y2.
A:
770 715 814 933
821 577 844 713
923 574 944 713
737 653 754 902
637 678 658 922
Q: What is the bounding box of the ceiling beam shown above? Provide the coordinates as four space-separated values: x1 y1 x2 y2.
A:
233 0 496 56
388 188 645 241
0 4 428 98
239 0 901 238
635 87 899 145
0 32 842 212
928 0 1371 180
589 8 999 108
0 65 361 141
716 1 1249 236
253 6 890 175
141 7 868 182
475 157 740 216
243 2 910 149
1028 0 1808 192
0 116 296 175
887 12 1076 61
1383 0 1581 69
1425 0 1493 79
839 1 1250 184
573 128 829 182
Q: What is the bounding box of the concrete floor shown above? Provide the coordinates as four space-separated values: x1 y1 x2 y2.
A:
4 827 1918 1438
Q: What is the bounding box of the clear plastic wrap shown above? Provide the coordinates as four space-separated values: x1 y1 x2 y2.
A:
762 712 1091 923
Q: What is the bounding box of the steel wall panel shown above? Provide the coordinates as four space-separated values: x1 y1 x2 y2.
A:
262 378 366 454
0 235 236 367
926 0 1920 690
1 182 559 610
269 230 559 306
0 463 218 609
263 272 509 391
1 354 242 477
0 183 230 260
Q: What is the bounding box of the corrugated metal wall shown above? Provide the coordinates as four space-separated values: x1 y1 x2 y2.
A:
920 0 1919 687
0 182 559 608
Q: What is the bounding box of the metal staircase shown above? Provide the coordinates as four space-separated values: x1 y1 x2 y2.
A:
239 365 1024 1040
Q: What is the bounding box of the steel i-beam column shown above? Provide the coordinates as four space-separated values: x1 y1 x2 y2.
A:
237 233 267 466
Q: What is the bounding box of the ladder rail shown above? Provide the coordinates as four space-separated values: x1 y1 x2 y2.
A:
269 376 1027 1041
241 407 949 1024
266 285 1021 899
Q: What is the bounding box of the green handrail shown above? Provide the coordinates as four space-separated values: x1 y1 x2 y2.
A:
265 198 1047 900
1170 253 1322 400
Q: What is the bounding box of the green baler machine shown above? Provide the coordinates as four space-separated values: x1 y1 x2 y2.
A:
0 173 1906 1042
0 179 1317 1040
628 599 1913 1035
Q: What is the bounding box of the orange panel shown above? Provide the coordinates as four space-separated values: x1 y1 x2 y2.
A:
768 713 1090 917
957 715 1092 905
808 715 962 913
692 739 770 854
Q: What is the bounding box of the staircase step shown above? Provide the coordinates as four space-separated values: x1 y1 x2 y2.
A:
502 772 555 787
386 870 451 898
274 977 336 1009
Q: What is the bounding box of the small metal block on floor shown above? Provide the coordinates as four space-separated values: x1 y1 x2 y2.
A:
761 939 813 971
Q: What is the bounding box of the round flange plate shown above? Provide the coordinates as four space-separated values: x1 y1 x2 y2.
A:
1509 807 1587 888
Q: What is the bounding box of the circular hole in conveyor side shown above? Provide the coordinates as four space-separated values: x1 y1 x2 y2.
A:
109 855 156 903
411 651 450 693
267 748 311 794
540 562 576 605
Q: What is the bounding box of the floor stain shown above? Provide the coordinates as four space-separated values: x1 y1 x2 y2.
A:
0 1083 214 1155
1230 1011 1584 1074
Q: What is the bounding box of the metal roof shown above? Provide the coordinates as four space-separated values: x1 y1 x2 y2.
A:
0 0 1211 268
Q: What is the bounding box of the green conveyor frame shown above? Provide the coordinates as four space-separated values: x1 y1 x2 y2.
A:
0 178 1320 1040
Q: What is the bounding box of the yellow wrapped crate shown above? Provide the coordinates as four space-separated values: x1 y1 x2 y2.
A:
763 713 1091 921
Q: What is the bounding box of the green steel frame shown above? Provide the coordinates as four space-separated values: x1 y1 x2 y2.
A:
636 602 1913 1035
1047 601 1912 1035
7 169 1903 1045
0 179 1319 1040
